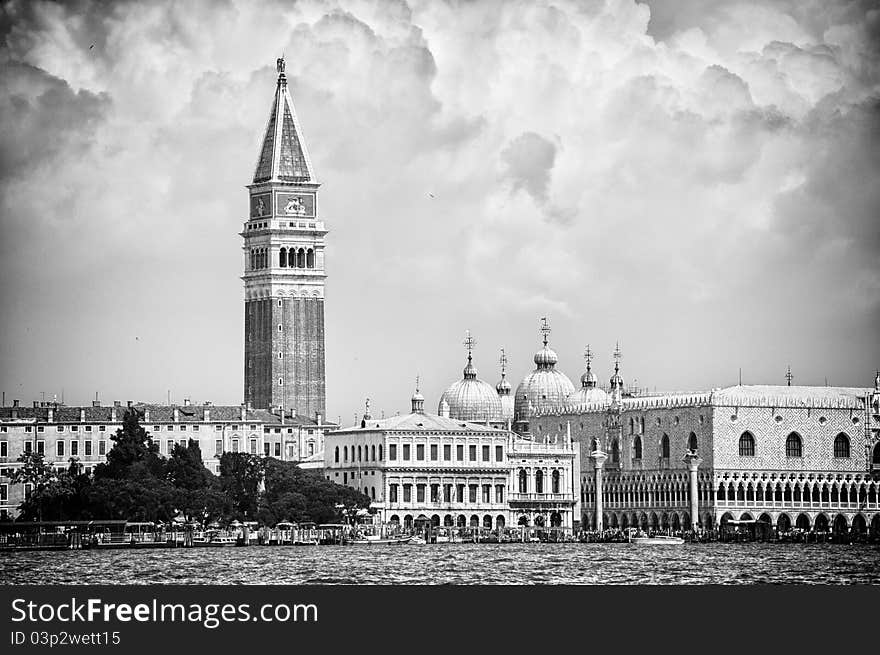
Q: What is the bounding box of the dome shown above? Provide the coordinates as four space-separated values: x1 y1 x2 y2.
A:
439 354 504 423
514 335 575 422
568 385 609 406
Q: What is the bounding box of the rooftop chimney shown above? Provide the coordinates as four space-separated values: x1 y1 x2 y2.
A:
111 406 117 422
79 409 85 422
240 404 247 421
113 400 121 407
92 400 101 407
127 400 133 408
173 407 179 422
12 399 19 408
204 407 210 422
184 397 191 406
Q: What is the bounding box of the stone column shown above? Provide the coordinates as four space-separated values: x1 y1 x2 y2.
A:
592 450 608 532
684 453 702 530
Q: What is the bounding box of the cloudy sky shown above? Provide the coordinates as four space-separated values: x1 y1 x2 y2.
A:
1 0 878 422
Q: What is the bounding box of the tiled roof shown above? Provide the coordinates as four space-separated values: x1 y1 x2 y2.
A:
711 385 870 409
335 412 506 434
0 404 327 427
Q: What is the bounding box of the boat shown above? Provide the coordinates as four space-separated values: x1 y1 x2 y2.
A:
202 531 238 547
628 535 684 545
347 535 413 545
408 535 427 545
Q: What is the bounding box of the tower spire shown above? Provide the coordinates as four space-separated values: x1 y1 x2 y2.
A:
462 330 478 380
582 344 597 388
253 56 316 184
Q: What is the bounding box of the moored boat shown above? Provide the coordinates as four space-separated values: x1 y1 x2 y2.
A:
628 535 684 545
347 535 413 545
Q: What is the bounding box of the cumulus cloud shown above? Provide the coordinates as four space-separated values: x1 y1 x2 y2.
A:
0 0 877 419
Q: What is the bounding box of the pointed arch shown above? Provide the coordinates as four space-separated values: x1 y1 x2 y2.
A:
633 435 642 460
739 431 755 456
279 247 287 267
834 433 850 458
306 248 315 268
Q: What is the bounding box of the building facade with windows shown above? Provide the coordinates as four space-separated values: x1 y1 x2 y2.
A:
0 400 335 519
530 375 880 536
324 390 578 530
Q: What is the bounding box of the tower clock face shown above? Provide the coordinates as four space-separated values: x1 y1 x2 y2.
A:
251 193 271 218
276 192 315 218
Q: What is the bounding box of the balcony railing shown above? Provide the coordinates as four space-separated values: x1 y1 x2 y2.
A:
509 493 573 502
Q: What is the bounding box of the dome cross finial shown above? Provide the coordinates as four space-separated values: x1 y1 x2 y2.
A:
584 344 593 372
540 317 551 347
499 347 507 376
463 330 476 362
785 365 793 386
276 56 285 74
613 342 622 373
415 374 420 394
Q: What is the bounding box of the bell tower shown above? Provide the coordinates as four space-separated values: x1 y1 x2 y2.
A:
242 57 326 418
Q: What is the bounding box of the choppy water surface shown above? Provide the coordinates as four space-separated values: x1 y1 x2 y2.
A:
2 543 879 584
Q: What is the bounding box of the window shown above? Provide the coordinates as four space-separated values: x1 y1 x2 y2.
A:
739 432 755 457
518 469 527 493
482 484 491 503
481 445 489 461
250 439 257 454
785 432 803 458
416 444 424 460
215 440 223 456
0 427 5 433
274 442 281 457
37 426 44 433
834 433 850 458
371 445 376 461
57 441 65 457
688 432 698 453
153 426 161 432
389 485 398 503
264 443 270 456
661 434 670 458
57 426 64 432
36 441 44 455
99 426 105 432
193 425 199 432
70 441 78 456
379 445 383 460
25 426 32 433
232 439 239 453
24 442 32 453
166 440 174 454
430 484 439 503
357 446 362 461
456 445 464 461
167 425 174 431
444 445 451 461
403 484 412 502
403 444 411 461
416 484 425 503
430 444 438 461
0 484 6 502
469 445 477 461
611 439 620 463
72 425 80 432
0 441 5 457
443 484 453 502
99 441 106 456
85 441 92 456
468 484 477 503
633 435 642 460
180 425 187 432
215 425 222 431
85 426 92 433
495 485 504 503
389 444 397 460
456 484 464 502
535 470 544 494
552 470 560 494
495 445 503 462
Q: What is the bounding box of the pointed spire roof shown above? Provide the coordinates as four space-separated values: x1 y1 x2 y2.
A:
253 57 317 185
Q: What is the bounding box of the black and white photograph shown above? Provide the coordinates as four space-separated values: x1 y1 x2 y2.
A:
1 0 879 608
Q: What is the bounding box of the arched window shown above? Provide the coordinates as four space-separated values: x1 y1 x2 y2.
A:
308 442 314 456
535 470 544 494
629 418 635 434
306 248 315 268
343 446 348 462
288 249 296 268
371 445 376 461
785 432 802 458
611 439 620 463
739 432 755 457
518 469 527 493
552 470 560 494
357 445 362 461
371 487 376 500
633 435 642 460
279 247 287 267
661 434 670 459
297 248 306 268
334 446 339 463
688 432 698 453
834 433 850 458
379 445 383 460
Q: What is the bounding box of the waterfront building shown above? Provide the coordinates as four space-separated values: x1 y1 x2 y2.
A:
324 388 578 530
0 400 335 520
530 363 880 537
243 57 326 418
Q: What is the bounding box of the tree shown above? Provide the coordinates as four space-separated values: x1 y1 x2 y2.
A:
219 452 264 520
95 409 163 481
166 439 229 524
261 459 370 525
10 451 58 521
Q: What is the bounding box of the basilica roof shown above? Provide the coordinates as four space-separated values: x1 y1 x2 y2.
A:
513 323 575 422
438 349 504 424
253 57 316 185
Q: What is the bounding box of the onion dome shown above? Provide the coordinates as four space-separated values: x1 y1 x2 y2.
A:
568 344 609 405
513 319 575 422
496 348 514 422
438 332 504 423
